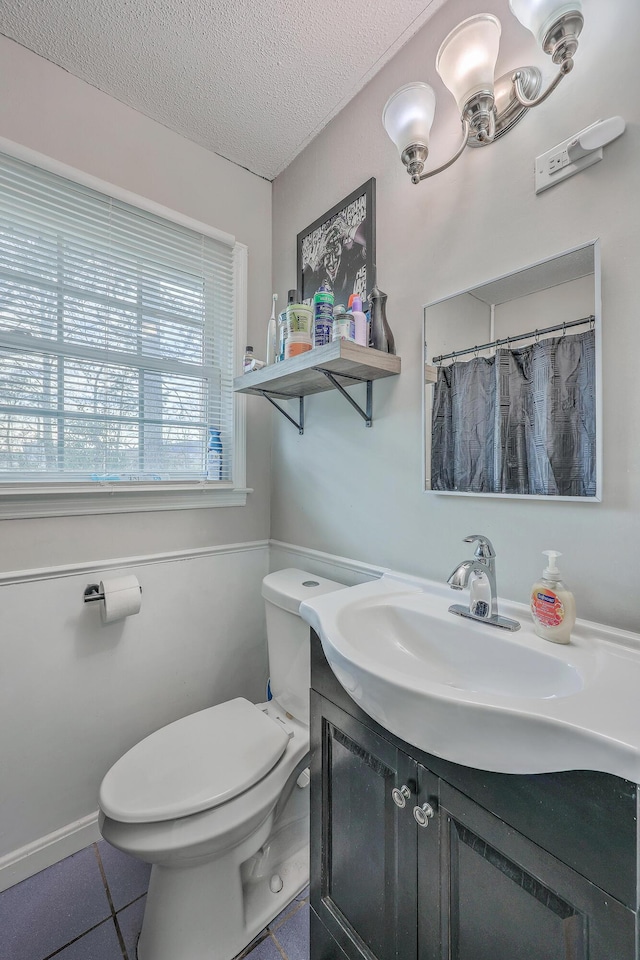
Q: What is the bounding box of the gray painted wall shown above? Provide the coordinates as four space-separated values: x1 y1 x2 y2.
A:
0 545 269 889
272 0 639 631
0 40 275 882
0 35 273 571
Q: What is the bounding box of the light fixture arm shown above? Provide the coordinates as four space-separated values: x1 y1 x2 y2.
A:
413 120 470 184
512 59 570 109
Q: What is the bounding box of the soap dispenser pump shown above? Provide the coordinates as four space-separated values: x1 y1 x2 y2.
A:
530 550 576 644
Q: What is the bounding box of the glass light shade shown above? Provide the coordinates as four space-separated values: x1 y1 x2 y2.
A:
509 0 582 46
436 14 501 114
382 82 436 156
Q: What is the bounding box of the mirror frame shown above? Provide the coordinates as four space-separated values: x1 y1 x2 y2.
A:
422 239 602 501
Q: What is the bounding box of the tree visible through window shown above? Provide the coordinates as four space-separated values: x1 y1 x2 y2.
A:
0 152 235 484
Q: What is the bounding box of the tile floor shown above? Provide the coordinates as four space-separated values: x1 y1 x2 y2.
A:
0 840 310 960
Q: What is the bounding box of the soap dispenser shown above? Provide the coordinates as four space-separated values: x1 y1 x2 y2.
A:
530 550 576 644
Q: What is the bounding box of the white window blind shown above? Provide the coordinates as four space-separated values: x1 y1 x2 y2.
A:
0 151 236 486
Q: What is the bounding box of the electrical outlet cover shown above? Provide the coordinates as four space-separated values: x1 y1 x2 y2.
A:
535 137 603 194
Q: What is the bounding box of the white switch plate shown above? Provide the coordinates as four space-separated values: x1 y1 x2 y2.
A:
535 137 603 194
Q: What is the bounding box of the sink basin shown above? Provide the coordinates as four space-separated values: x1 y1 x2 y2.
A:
300 573 640 780
339 597 584 700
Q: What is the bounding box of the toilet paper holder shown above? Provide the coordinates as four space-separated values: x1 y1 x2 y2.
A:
84 584 105 603
84 582 143 603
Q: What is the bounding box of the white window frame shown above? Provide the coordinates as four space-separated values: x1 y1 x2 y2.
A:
0 137 249 519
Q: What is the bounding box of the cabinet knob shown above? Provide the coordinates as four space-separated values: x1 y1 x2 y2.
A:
391 784 411 808
413 802 435 827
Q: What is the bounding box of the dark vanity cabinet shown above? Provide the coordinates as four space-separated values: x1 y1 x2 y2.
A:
310 632 639 960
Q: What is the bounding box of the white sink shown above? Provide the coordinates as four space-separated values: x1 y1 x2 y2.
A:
300 573 640 780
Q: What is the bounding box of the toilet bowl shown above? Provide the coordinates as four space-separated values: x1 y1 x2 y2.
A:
98 569 345 960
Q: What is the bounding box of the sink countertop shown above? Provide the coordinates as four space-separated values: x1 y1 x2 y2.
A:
300 572 640 782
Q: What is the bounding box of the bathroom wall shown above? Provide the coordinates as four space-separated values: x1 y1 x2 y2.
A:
0 37 273 885
492 276 594 341
0 34 273 570
272 0 640 631
0 542 269 891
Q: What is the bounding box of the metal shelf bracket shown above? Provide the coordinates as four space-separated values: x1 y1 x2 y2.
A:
316 369 373 427
261 391 305 435
259 370 375 433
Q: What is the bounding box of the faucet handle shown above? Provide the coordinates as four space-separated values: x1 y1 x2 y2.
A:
463 534 496 560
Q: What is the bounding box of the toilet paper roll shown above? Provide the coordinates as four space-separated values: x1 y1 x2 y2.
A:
99 575 142 623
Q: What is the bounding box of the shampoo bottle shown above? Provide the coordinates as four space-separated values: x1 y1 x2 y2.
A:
530 550 576 644
348 295 368 347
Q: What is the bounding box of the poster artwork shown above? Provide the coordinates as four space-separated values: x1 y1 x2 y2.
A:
297 179 375 311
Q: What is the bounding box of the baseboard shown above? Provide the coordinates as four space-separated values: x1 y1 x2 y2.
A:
0 812 101 893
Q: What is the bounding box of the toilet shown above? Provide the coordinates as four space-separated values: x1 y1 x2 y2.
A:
98 568 345 960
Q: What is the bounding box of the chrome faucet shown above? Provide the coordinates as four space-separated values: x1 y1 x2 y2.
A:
447 535 520 631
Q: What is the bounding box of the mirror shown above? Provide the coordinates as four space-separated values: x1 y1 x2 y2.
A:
423 240 601 500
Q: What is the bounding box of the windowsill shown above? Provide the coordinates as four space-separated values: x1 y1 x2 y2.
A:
0 483 252 519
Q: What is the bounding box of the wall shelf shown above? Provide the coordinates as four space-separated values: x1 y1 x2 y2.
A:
233 341 401 434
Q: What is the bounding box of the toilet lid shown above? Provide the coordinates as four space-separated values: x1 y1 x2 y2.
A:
99 698 290 824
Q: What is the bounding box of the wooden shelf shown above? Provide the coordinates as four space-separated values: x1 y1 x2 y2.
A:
233 341 401 433
234 340 400 397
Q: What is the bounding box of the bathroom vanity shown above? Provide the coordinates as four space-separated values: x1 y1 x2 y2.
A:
309 632 639 959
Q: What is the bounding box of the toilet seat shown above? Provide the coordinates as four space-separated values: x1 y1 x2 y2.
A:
99 698 290 824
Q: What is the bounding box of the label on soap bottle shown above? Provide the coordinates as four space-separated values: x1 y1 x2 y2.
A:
531 589 565 627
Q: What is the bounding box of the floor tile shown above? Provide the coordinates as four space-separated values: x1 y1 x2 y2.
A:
116 896 146 960
234 931 267 960
48 919 123 960
97 842 151 911
272 902 310 960
0 846 111 960
235 930 269 959
244 933 286 960
269 895 305 931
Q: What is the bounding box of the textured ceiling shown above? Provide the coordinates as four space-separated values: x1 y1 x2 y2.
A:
0 0 449 180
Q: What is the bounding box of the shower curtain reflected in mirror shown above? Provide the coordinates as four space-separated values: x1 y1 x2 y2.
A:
431 330 596 496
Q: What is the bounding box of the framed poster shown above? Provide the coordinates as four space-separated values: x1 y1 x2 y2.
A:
297 178 376 310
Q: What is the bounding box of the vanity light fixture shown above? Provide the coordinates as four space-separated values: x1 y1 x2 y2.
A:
383 0 584 184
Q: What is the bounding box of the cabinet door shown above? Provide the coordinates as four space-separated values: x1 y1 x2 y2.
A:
311 692 418 960
420 776 635 960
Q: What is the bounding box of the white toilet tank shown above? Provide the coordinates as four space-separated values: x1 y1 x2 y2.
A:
261 568 345 724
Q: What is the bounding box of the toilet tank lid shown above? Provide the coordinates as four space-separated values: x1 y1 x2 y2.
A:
262 568 346 614
99 699 290 824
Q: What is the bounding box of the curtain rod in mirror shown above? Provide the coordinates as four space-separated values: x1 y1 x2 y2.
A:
431 313 595 364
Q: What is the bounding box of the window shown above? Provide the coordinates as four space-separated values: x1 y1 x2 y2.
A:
0 148 246 513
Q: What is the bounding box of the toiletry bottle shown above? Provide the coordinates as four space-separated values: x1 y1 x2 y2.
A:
266 293 278 365
313 280 334 347
243 345 266 373
285 290 313 359
206 427 222 480
332 303 355 342
277 308 288 362
530 550 576 644
368 284 396 354
348 294 368 347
